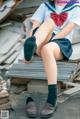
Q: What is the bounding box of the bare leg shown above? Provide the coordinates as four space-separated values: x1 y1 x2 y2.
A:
41 42 63 84
36 33 52 56
40 42 64 118
24 18 55 61
34 18 55 47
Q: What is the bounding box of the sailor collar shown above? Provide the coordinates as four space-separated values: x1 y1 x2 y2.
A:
44 1 80 26
45 1 80 13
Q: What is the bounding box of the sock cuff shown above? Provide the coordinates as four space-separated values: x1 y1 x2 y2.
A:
32 27 39 36
48 84 57 92
48 84 57 88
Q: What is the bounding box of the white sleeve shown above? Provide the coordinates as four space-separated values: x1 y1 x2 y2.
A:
31 3 46 23
70 7 80 26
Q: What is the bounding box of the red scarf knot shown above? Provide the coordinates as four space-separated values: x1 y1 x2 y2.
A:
50 12 68 27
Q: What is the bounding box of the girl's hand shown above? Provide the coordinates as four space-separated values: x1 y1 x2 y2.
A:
53 22 76 39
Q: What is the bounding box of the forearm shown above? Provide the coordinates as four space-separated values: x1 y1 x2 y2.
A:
53 22 76 39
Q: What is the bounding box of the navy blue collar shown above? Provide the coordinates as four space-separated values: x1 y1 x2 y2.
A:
45 1 80 13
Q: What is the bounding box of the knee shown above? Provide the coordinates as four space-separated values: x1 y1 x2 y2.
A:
41 44 52 57
36 44 50 57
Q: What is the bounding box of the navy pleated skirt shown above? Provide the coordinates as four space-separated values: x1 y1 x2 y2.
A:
49 37 73 60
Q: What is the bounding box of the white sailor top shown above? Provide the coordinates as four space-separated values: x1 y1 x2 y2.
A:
31 1 80 43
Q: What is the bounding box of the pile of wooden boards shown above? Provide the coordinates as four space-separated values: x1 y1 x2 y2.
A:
0 0 23 23
0 0 26 70
0 80 11 110
0 21 25 70
0 0 25 110
0 0 3 7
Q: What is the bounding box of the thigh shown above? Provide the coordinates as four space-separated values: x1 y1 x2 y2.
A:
36 33 53 56
44 42 64 60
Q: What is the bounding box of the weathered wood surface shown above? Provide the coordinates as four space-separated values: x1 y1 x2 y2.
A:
17 0 47 9
0 31 22 64
0 30 21 55
6 54 78 81
2 20 26 35
0 0 3 7
0 21 25 69
69 63 80 82
0 0 23 23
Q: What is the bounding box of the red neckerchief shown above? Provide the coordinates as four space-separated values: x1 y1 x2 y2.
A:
45 1 80 27
50 12 68 26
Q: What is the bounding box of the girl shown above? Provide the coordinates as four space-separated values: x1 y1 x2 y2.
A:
24 0 80 118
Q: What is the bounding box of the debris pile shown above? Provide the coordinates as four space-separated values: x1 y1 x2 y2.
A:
0 0 24 110
0 79 11 110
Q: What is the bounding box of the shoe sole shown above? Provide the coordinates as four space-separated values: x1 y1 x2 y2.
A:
24 36 36 61
40 106 57 119
26 112 38 118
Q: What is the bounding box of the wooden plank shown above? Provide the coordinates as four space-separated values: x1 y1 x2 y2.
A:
6 50 78 81
58 87 80 103
63 81 80 88
0 42 21 64
0 64 13 70
63 87 80 95
0 0 3 7
6 70 72 81
0 22 12 28
13 7 37 17
11 77 30 85
9 61 77 70
6 46 78 81
0 0 15 12
4 52 19 65
17 0 47 9
0 30 22 55
0 0 23 23
0 8 11 20
4 42 22 64
2 21 26 35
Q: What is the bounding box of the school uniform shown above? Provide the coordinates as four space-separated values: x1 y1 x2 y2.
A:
31 1 80 60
